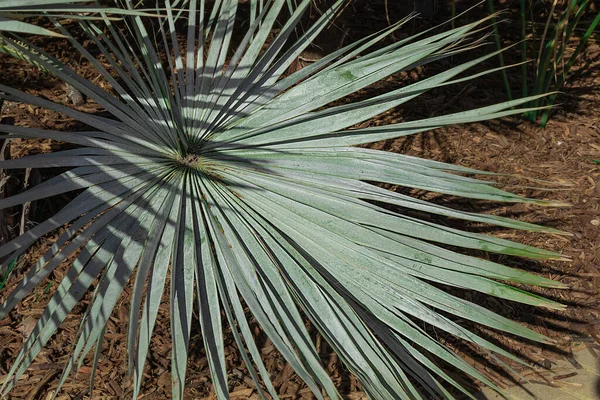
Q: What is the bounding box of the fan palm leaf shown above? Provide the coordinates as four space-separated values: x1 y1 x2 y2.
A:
0 0 567 399
0 0 154 36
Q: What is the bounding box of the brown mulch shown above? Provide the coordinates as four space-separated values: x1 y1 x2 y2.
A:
1 0 600 399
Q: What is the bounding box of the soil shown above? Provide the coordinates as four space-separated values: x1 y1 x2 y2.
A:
0 1 599 399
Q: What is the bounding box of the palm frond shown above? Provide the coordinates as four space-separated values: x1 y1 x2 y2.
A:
0 1 566 399
0 0 155 36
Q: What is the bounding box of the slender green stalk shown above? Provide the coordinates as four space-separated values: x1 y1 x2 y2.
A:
507 0 599 125
520 0 528 98
487 0 513 101
540 9 600 126
524 0 558 122
451 0 456 29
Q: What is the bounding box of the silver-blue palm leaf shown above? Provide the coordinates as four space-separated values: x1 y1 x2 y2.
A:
0 1 567 399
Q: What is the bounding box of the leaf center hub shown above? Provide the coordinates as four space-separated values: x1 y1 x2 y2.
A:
178 153 203 169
